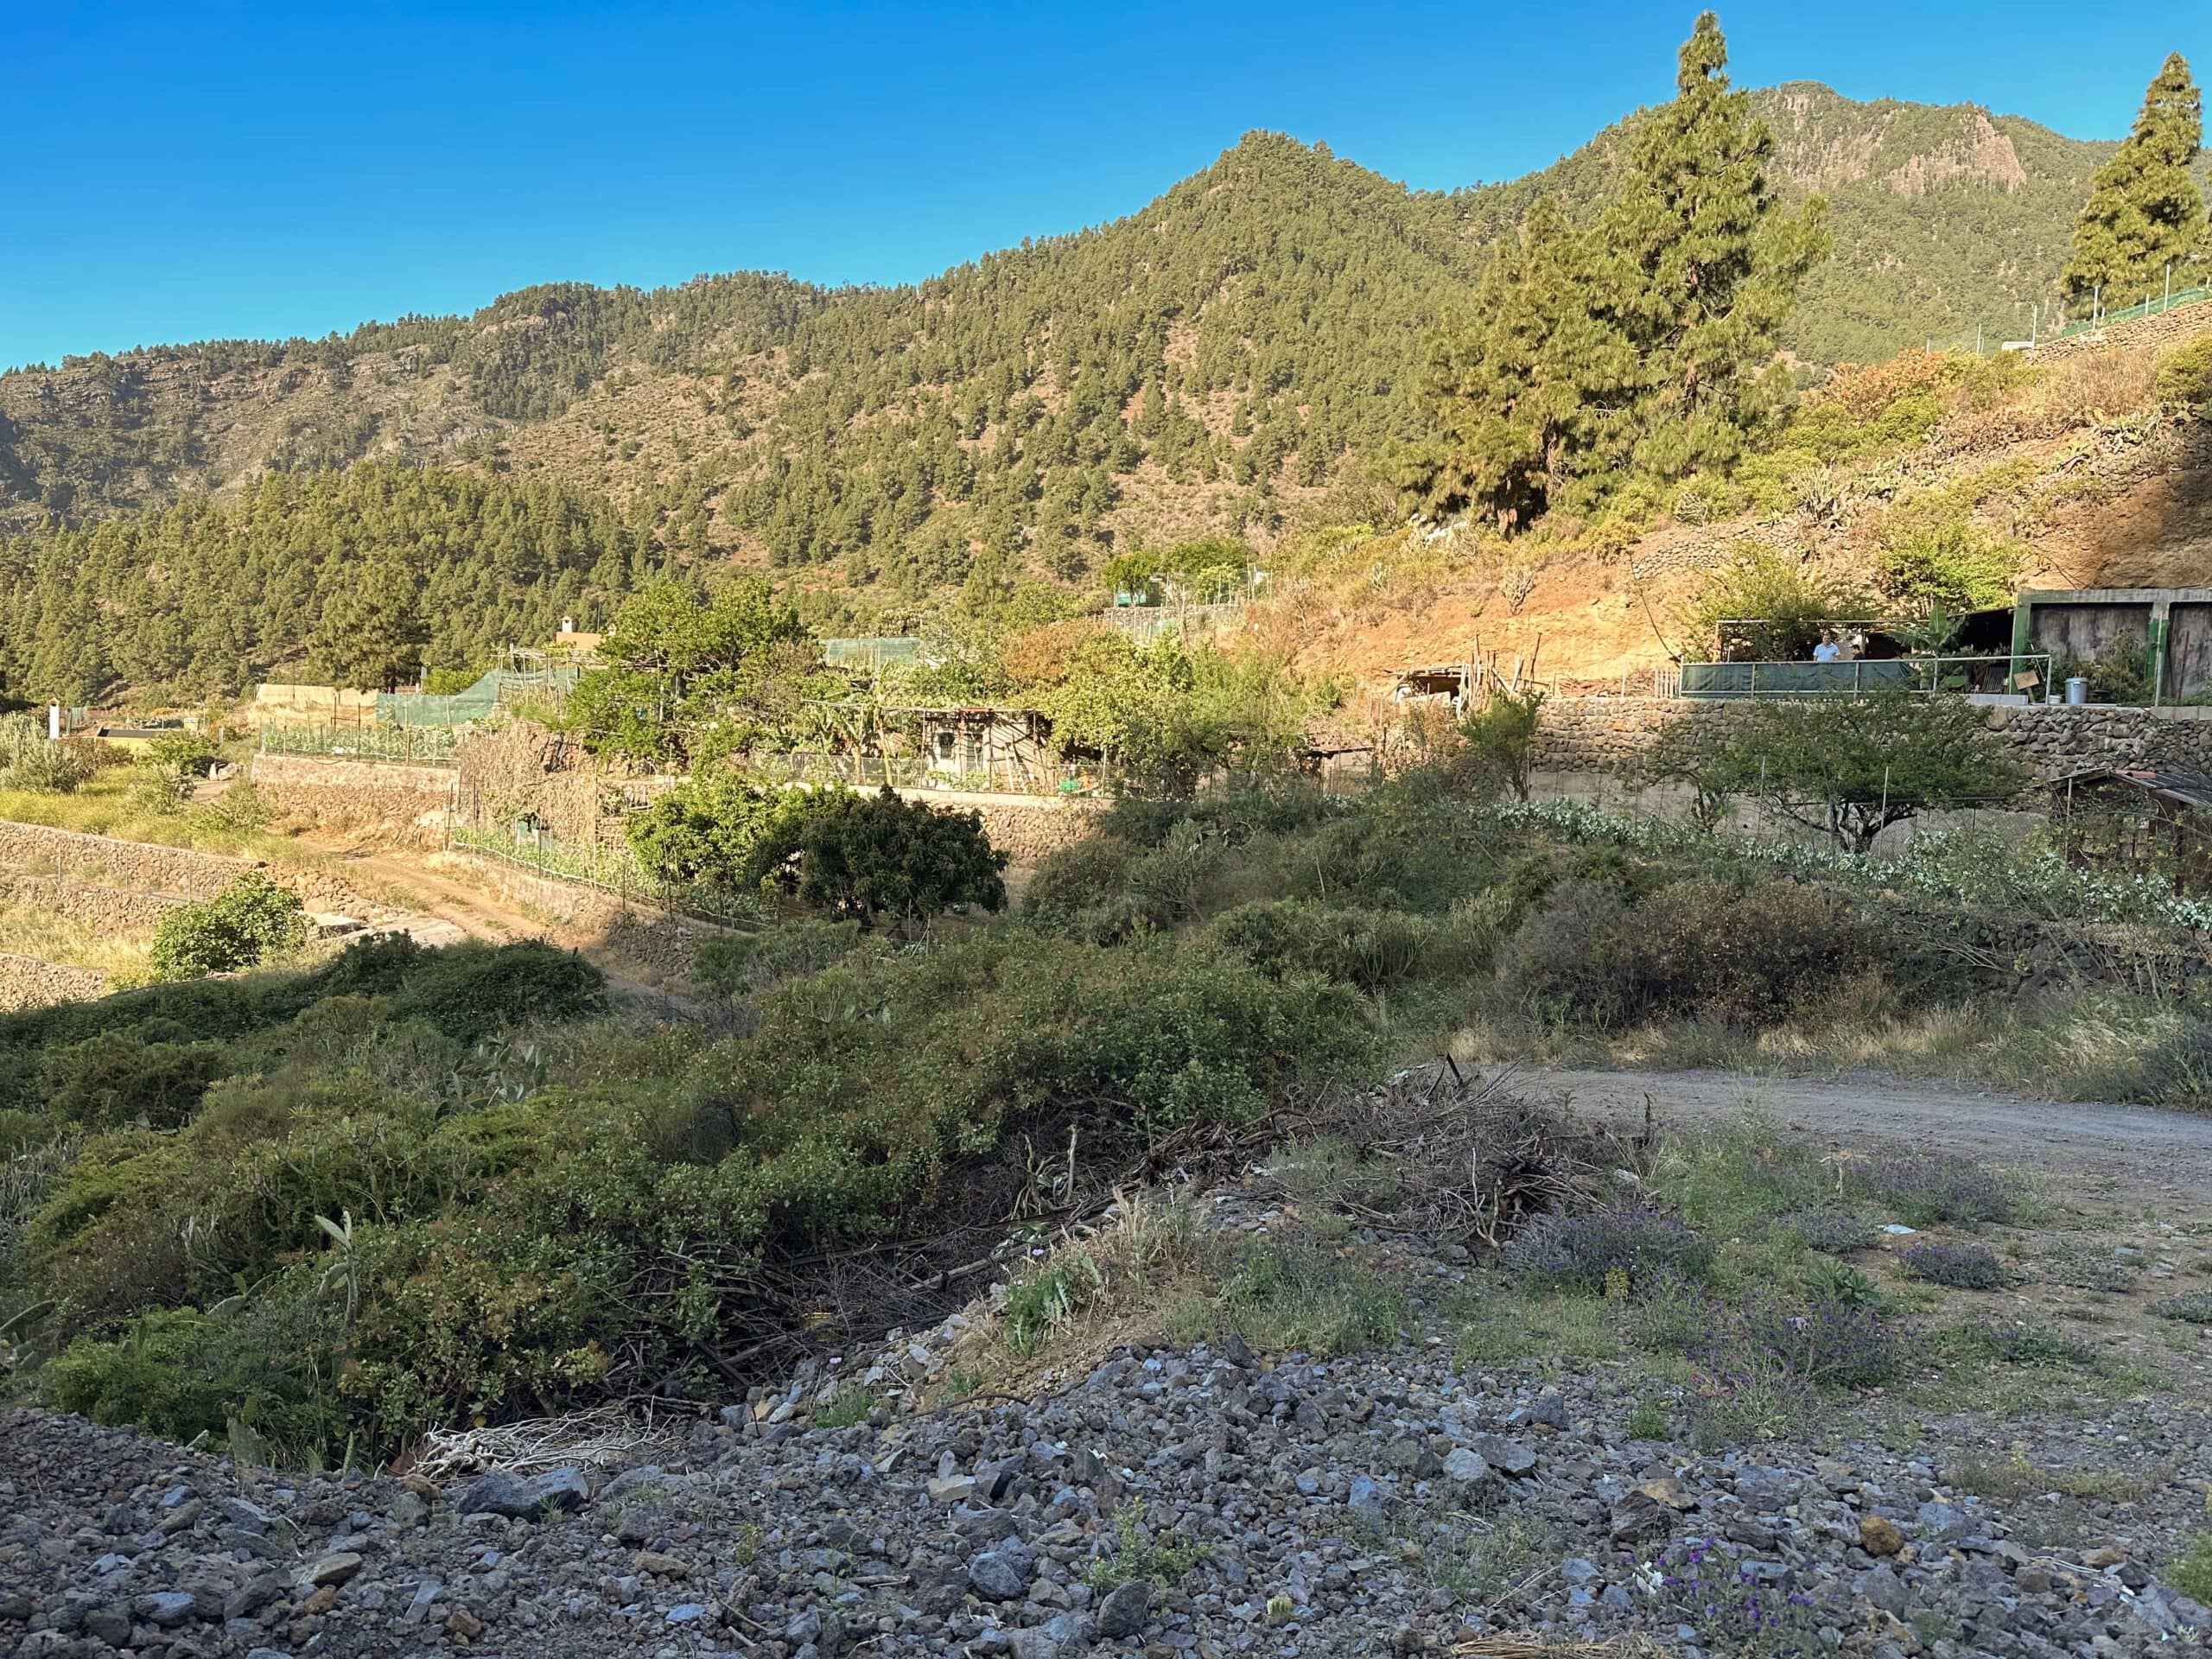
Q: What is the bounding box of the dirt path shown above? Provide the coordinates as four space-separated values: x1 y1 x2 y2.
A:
1494 1064 2212 1217
315 844 706 1015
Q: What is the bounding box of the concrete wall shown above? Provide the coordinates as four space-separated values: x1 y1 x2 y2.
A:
251 753 459 847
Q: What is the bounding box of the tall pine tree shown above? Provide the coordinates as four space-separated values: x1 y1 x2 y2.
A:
1402 201 1637 529
2061 54 2205 308
308 550 429 692
1599 10 1827 483
1408 11 1825 530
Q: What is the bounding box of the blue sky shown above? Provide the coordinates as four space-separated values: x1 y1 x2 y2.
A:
4 1 2206 370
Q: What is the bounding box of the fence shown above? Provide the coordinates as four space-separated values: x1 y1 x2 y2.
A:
1679 654 2050 699
745 750 1108 798
2051 282 2212 342
1101 602 1245 646
258 721 461 764
447 827 767 930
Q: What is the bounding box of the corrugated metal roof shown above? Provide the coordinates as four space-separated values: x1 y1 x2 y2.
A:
2050 766 2212 807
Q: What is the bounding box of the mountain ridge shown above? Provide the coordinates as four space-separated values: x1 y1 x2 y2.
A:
2 79 2199 622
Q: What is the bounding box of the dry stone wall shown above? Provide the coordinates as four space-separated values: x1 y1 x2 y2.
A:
0 874 185 933
251 754 460 847
891 790 1106 864
0 821 253 898
0 952 108 1011
2020 301 2212 366
1533 696 2212 784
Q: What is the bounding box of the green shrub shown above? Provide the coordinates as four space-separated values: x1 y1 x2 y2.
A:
388 939 606 1042
2156 335 2212 410
1503 878 1863 1029
1458 688 1544 801
1208 899 1443 990
694 920 882 998
0 714 93 794
1873 520 2025 614
38 1030 227 1130
766 786 1007 929
148 873 310 980
43 1283 351 1461
626 768 787 889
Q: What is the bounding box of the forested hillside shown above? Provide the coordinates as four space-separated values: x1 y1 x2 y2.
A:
0 467 659 702
0 80 2199 699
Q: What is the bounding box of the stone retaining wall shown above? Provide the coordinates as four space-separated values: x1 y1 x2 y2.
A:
0 817 385 921
445 853 727 979
893 790 1107 863
0 820 254 898
251 753 459 847
1533 696 2212 784
0 874 186 933
2022 301 2212 365
0 952 109 1011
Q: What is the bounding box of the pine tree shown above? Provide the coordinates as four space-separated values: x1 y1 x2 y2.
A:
1407 11 1825 529
308 550 429 692
2061 54 2205 308
1403 201 1637 529
1600 11 1827 482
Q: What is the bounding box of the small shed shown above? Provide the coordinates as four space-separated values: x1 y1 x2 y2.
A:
910 707 1058 788
1391 664 1473 713
1298 718 1376 791
2049 766 2212 893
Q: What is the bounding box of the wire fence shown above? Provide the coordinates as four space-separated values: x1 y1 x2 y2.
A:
1678 655 2050 699
2052 282 2212 341
258 721 461 765
746 750 1111 798
1100 601 1246 646
446 828 768 930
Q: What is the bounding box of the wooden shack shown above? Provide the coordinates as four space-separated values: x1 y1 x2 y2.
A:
2049 766 2212 893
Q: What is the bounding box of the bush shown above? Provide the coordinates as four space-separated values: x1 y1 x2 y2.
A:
1898 1240 2013 1289
1504 1203 1715 1293
1024 837 1167 942
2157 335 2212 410
1873 520 2024 613
43 1285 352 1461
767 786 1007 930
694 920 883 999
38 1030 226 1130
388 940 606 1043
1740 1294 1913 1389
1207 899 1446 991
1945 1317 2097 1370
626 768 785 890
0 714 92 794
1458 688 1544 801
1503 878 1864 1029
2148 1289 2212 1325
1777 1208 1880 1255
148 873 310 980
1849 1151 2016 1227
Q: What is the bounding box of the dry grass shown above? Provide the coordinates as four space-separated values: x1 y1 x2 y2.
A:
0 900 150 975
2018 341 2164 429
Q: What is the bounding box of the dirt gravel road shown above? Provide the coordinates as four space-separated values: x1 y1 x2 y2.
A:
1491 1065 2212 1217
